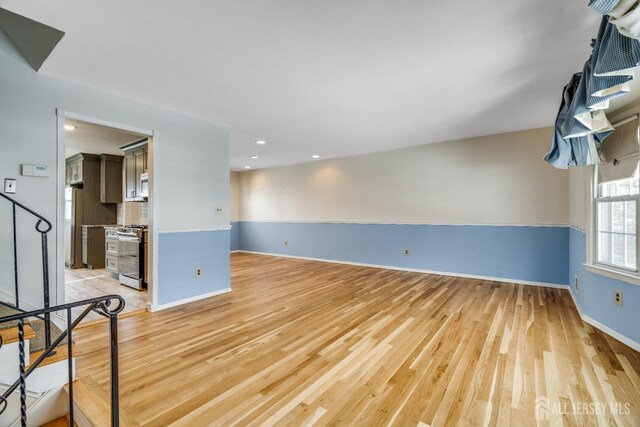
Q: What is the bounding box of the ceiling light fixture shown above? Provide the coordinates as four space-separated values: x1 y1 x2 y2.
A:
312 155 320 159
250 155 259 159
255 140 267 145
244 166 252 169
64 124 77 131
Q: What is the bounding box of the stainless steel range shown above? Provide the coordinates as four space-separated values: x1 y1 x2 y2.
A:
117 225 147 290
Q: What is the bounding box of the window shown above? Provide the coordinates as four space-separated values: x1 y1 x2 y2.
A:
593 116 640 275
595 165 639 271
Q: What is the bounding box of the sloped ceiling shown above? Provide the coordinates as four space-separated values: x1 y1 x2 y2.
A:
0 7 64 71
1 1 606 169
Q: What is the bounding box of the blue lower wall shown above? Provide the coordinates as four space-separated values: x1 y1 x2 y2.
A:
569 228 640 344
236 222 569 285
231 222 240 251
158 230 230 306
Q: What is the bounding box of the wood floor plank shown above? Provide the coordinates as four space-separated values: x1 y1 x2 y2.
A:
70 253 640 426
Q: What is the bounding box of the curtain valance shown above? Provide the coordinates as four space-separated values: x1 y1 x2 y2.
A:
545 8 640 169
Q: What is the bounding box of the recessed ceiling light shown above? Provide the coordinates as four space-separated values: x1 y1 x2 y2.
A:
312 155 320 159
244 166 252 169
255 140 267 145
250 155 259 159
64 124 77 131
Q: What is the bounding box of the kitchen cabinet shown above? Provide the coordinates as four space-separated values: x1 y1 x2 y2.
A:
122 140 148 201
66 154 89 186
81 228 87 264
65 163 72 186
82 225 107 269
105 226 119 276
100 154 124 204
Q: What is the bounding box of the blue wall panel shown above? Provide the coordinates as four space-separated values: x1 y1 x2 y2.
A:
231 222 240 251
569 228 640 344
158 230 230 305
238 222 569 285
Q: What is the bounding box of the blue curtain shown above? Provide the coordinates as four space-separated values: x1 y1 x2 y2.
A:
545 13 639 168
590 0 640 40
586 16 640 108
544 73 604 168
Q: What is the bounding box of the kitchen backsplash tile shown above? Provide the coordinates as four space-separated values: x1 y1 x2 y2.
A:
121 201 149 225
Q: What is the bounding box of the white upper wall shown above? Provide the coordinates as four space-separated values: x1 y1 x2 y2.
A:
235 127 569 226
569 167 589 230
230 171 242 222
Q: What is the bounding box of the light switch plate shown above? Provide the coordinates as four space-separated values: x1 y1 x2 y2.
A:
4 178 16 194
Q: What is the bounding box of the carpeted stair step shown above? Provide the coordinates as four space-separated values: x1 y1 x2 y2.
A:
29 318 67 353
0 303 32 330
0 303 69 354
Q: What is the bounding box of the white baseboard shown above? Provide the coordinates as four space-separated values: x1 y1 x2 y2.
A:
150 287 231 312
236 250 568 289
568 288 640 352
230 250 241 253
238 250 640 352
582 312 640 352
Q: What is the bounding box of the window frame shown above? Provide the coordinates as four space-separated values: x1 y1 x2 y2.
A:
592 163 640 278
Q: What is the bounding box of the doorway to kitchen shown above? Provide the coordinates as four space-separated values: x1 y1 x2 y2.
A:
56 111 156 320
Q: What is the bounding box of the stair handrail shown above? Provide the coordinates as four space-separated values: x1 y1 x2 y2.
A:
0 192 54 350
0 294 125 427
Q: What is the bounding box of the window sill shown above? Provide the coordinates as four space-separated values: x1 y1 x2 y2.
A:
583 263 640 287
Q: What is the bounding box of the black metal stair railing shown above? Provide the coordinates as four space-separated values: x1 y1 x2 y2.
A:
0 192 54 349
0 295 125 427
0 193 125 426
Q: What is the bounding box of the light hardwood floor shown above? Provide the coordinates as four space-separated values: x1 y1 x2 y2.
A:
65 268 148 321
72 253 640 426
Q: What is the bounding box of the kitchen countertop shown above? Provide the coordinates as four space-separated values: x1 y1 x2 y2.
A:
82 224 121 228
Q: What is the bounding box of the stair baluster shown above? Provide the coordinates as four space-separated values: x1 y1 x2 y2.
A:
0 193 124 426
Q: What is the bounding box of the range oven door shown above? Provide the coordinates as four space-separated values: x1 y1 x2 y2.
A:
118 233 142 289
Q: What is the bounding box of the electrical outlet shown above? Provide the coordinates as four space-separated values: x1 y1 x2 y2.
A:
215 206 223 214
195 267 203 278
284 240 288 247
614 289 623 306
574 276 579 293
403 248 410 256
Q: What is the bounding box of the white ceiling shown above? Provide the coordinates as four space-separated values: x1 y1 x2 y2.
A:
3 1 608 170
65 118 143 158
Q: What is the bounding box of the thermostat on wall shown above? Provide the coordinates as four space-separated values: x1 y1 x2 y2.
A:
21 164 49 177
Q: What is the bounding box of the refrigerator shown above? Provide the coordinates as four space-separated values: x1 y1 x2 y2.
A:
64 186 84 268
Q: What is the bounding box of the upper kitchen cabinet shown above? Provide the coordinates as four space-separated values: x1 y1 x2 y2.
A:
121 139 149 202
66 153 100 187
100 154 124 204
65 162 72 186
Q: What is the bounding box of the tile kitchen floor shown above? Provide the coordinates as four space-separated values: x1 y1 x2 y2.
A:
65 268 148 321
